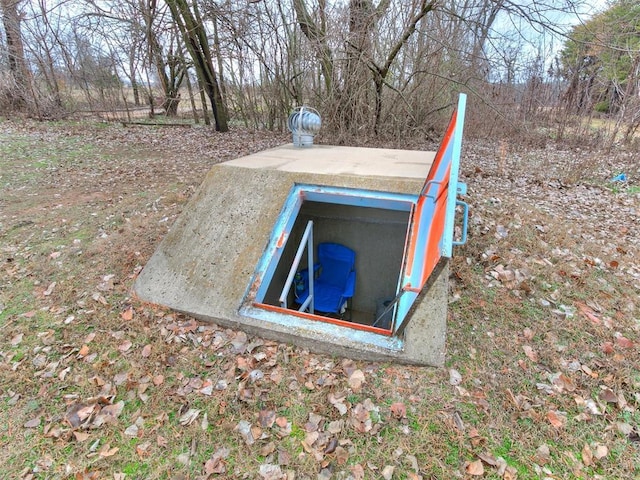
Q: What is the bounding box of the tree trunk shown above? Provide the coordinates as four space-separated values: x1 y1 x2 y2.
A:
211 9 227 104
163 94 181 116
166 0 228 132
129 52 141 106
368 0 435 132
198 78 211 126
293 0 334 94
181 39 200 124
609 53 640 149
1 0 30 107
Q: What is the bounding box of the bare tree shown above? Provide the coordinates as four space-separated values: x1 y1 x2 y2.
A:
0 0 616 148
293 0 333 93
1 0 30 108
166 0 228 131
141 1 185 117
20 0 65 115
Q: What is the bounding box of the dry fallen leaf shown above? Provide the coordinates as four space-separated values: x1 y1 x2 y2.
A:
327 420 343 434
98 443 119 457
350 403 372 433
260 442 276 456
503 465 518 480
259 464 283 480
348 369 366 391
582 443 593 466
278 448 292 466
65 403 95 428
547 410 566 429
381 465 395 480
201 412 209 431
584 398 603 415
328 392 348 416
523 345 538 362
594 443 608 460
136 441 152 458
466 459 484 476
550 372 576 392
602 342 615 354
235 420 255 445
258 409 276 428
92 292 108 305
390 402 407 419
121 307 134 321
251 425 262 441
523 327 534 340
301 431 319 452
350 464 364 479
576 302 601 325
598 387 617 404
324 437 338 455
476 452 498 467
75 471 101 480
535 444 551 465
24 416 41 429
614 333 634 349
204 448 229 475
179 408 200 426
141 344 152 357
73 431 90 442
93 401 124 427
43 282 56 296
77 345 90 358
335 446 349 465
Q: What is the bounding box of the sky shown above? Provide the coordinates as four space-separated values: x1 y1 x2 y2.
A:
486 0 615 80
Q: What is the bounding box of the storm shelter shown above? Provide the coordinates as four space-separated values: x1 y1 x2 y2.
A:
134 94 468 366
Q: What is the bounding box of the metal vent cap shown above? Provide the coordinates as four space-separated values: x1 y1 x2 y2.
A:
288 106 321 148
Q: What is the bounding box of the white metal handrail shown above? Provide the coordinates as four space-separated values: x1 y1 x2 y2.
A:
279 220 314 314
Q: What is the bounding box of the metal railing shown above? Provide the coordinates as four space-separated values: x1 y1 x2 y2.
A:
279 220 314 313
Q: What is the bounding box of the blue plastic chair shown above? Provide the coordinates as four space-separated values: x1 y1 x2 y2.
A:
295 243 356 316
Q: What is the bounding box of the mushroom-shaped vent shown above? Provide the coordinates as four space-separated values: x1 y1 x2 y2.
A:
288 106 321 148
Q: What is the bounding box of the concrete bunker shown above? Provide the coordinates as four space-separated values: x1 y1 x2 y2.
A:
134 94 468 366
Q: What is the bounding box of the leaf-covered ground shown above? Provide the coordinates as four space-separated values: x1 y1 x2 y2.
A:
0 119 639 479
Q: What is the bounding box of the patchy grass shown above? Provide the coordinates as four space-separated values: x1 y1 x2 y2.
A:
0 118 639 479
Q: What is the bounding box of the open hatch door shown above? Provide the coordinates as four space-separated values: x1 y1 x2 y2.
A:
391 93 468 333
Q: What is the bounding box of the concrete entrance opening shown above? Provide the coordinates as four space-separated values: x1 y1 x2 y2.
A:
134 94 468 366
244 184 414 335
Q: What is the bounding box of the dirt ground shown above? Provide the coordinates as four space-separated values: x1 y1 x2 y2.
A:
1 118 639 479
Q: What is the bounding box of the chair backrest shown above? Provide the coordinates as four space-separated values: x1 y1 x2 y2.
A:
317 243 355 288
